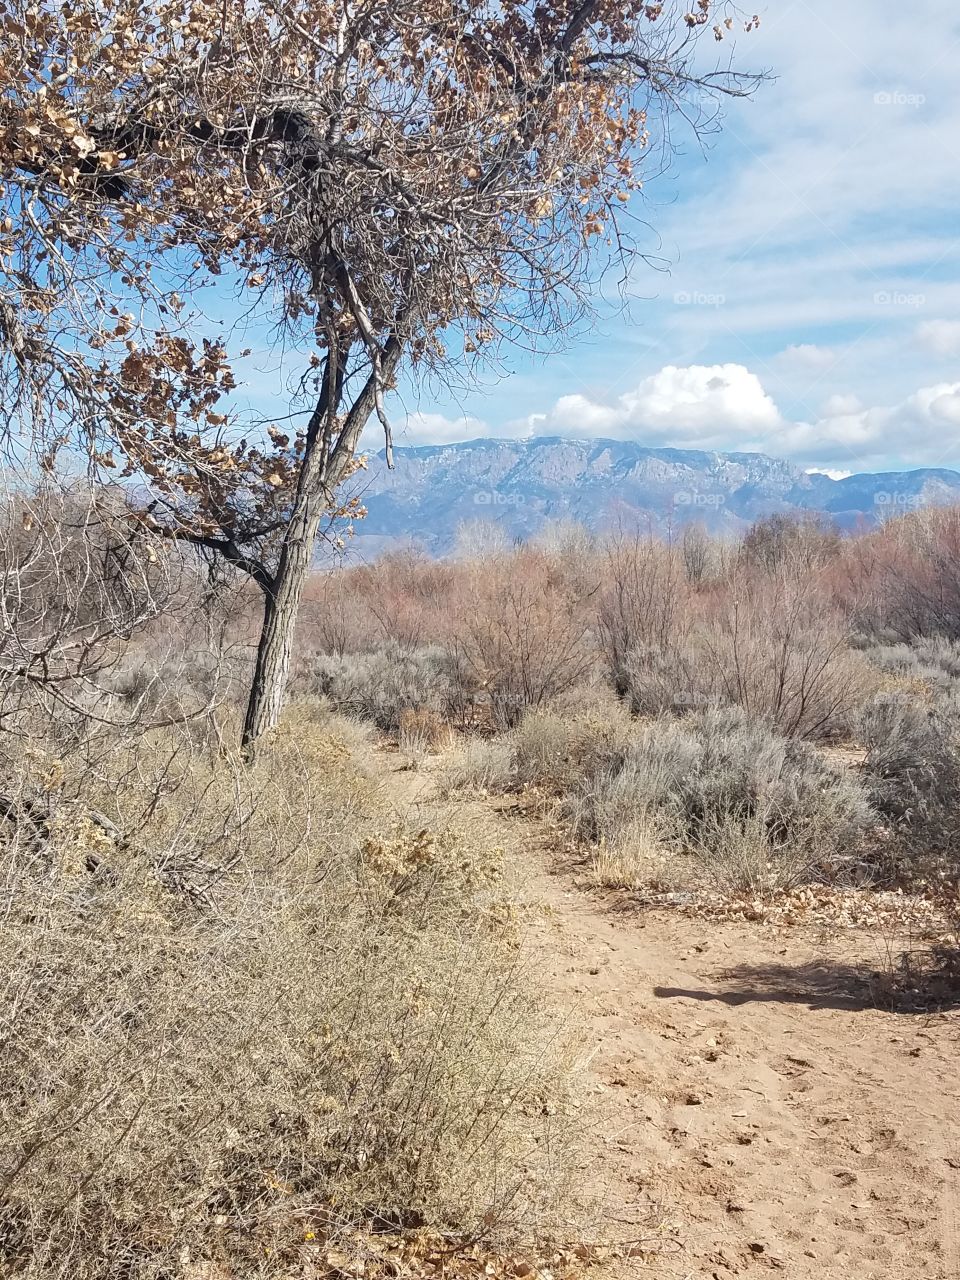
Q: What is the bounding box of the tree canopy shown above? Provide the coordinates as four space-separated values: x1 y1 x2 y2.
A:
0 0 761 746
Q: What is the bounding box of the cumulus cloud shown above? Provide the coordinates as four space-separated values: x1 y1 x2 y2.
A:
779 381 960 468
917 320 960 358
819 394 864 417
522 364 781 448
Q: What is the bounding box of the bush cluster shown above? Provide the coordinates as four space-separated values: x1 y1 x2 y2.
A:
0 705 572 1276
565 707 875 893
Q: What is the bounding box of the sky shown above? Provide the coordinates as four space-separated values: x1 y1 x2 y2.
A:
376 1 960 477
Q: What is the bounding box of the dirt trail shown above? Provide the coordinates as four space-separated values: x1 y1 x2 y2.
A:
384 756 960 1279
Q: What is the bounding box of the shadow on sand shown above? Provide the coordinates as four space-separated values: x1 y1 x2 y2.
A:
655 953 960 1014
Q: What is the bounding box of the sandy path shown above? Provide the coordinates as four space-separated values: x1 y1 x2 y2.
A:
385 757 960 1279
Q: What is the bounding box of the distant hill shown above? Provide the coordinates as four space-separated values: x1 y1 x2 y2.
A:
341 436 960 556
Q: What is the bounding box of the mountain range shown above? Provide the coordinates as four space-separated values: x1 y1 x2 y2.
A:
340 436 960 557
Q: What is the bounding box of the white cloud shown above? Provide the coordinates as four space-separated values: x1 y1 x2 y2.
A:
777 344 837 371
917 320 960 358
513 366 960 473
806 468 852 481
778 381 960 468
820 394 864 416
392 411 493 445
524 364 781 448
397 360 960 472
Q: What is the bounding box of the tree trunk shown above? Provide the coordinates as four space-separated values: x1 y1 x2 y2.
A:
241 503 323 755
238 334 404 757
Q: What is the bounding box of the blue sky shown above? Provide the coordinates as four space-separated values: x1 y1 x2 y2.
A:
374 1 960 477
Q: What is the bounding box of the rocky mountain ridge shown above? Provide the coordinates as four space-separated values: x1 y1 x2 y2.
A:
342 436 960 556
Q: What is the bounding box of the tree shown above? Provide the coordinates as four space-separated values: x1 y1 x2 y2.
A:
741 512 841 574
0 0 761 752
681 519 712 585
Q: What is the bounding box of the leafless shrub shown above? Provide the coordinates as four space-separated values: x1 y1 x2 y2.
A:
739 512 841 574
681 521 714 586
299 567 378 658
452 520 512 562
0 486 199 728
620 569 879 738
880 508 960 640
454 553 596 732
691 576 879 738
596 532 688 698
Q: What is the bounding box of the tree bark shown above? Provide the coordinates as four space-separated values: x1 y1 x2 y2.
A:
240 500 322 755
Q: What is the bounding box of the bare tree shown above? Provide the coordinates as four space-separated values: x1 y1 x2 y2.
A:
457 550 594 729
681 520 712 585
1 0 761 752
597 528 688 695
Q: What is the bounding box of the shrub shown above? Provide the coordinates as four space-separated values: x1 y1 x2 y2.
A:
619 642 705 717
0 716 573 1276
596 533 688 698
568 708 875 893
857 691 960 881
398 706 454 761
619 572 879 739
0 486 203 733
510 701 634 793
455 552 596 731
740 512 841 573
589 805 683 892
438 699 634 798
309 642 458 732
437 737 517 796
862 636 960 693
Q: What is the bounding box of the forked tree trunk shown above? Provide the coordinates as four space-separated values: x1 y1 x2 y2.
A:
241 502 323 755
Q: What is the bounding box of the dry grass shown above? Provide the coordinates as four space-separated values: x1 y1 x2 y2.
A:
437 737 517 797
397 706 455 764
589 807 686 893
